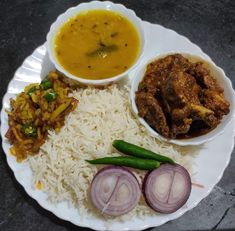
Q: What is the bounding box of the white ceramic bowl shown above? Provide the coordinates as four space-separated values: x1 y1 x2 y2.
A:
130 52 235 146
46 1 145 86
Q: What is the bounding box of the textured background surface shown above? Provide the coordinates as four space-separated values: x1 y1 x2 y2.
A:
0 0 235 230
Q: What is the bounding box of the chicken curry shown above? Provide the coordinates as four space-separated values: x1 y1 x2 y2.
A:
136 54 230 139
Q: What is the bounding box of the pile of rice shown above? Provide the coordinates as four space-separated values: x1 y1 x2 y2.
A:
29 84 194 220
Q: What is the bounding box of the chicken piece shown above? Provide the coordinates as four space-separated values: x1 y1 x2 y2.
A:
162 70 219 134
145 54 191 75
137 72 160 95
189 62 223 93
135 92 170 137
171 106 191 121
200 89 230 119
162 71 201 109
138 54 191 95
171 118 192 137
190 104 219 127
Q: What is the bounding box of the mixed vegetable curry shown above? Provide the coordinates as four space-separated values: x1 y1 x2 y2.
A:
5 71 78 161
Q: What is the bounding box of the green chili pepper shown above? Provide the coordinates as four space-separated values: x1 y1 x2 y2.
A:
112 140 175 164
40 78 53 90
44 91 57 102
86 156 160 170
22 124 37 138
86 44 118 58
27 86 37 96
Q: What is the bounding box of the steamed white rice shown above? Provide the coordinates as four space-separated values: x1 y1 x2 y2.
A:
29 84 194 220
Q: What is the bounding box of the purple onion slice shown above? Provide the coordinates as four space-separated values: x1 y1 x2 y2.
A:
90 166 141 216
143 164 191 213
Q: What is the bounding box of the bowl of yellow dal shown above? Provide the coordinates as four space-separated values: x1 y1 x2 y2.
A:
46 1 145 85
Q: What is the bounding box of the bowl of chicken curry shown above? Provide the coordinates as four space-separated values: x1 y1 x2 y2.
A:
130 53 235 146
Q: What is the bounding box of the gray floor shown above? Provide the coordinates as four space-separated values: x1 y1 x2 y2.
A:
0 0 235 230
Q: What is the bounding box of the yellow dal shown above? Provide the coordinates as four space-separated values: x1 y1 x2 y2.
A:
54 10 140 80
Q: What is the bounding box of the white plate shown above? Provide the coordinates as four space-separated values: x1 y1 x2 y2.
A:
1 20 235 231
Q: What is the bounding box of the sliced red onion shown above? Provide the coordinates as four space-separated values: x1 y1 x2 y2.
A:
143 164 191 213
90 166 141 216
